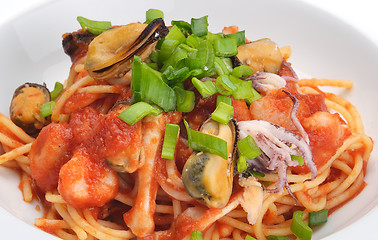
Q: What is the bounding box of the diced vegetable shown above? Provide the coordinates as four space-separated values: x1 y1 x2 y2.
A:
211 102 234 124
145 9 164 24
40 101 55 118
184 120 228 159
214 38 238 57
190 231 203 240
231 65 254 78
291 155 304 166
50 82 64 100
308 209 329 226
237 135 262 159
77 16 111 35
131 56 176 112
215 74 237 96
174 86 195 112
118 102 161 126
161 124 180 160
191 16 208 37
192 77 217 98
290 211 313 240
237 155 247 172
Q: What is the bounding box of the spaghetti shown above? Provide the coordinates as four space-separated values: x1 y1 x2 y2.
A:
0 12 373 240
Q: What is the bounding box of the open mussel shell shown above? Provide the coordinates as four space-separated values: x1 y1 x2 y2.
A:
182 119 238 208
10 83 51 137
85 18 168 81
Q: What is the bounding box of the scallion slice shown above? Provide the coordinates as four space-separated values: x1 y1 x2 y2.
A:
145 9 164 24
245 235 257 240
215 74 237 96
190 230 203 240
291 155 304 166
161 124 180 160
118 102 161 126
225 30 246 46
171 20 192 36
77 16 111 35
290 211 313 240
231 65 254 78
166 25 187 43
192 77 217 98
191 16 209 37
214 57 233 75
50 82 64 100
237 155 247 173
237 135 262 159
131 56 176 112
211 102 234 125
184 120 228 159
40 101 55 118
214 38 238 57
308 209 328 226
174 86 195 112
216 95 232 106
248 169 265 178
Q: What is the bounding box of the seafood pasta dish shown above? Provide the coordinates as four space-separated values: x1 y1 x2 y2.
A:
0 9 373 240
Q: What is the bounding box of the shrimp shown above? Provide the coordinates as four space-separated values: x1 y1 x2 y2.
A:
58 149 119 209
29 123 73 192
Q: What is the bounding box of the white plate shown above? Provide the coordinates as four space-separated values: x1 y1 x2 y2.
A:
0 0 377 239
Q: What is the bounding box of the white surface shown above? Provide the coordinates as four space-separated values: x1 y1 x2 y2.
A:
0 0 377 239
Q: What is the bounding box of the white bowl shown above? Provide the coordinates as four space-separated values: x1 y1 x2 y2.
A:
0 0 377 239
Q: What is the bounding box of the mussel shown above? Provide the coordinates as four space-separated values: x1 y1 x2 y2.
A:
237 38 283 74
85 18 168 81
10 83 51 136
182 119 238 208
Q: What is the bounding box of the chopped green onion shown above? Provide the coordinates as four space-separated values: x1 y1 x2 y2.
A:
211 102 234 125
291 155 304 166
290 211 313 240
159 39 180 63
118 102 161 126
215 74 237 96
192 77 217 98
145 9 164 24
214 38 238 57
225 30 246 46
77 16 111 35
184 120 228 159
190 230 203 240
171 20 192 36
131 56 176 112
191 15 208 37
245 235 257 240
216 95 232 106
50 82 64 100
237 155 247 173
174 86 195 112
244 87 262 104
229 75 256 100
308 209 329 226
266 236 291 240
248 169 265 178
161 124 180 160
40 101 55 118
214 57 233 75
232 65 254 78
237 135 262 159
166 25 187 43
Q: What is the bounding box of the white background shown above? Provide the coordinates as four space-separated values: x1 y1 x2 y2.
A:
0 0 377 239
0 0 378 47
